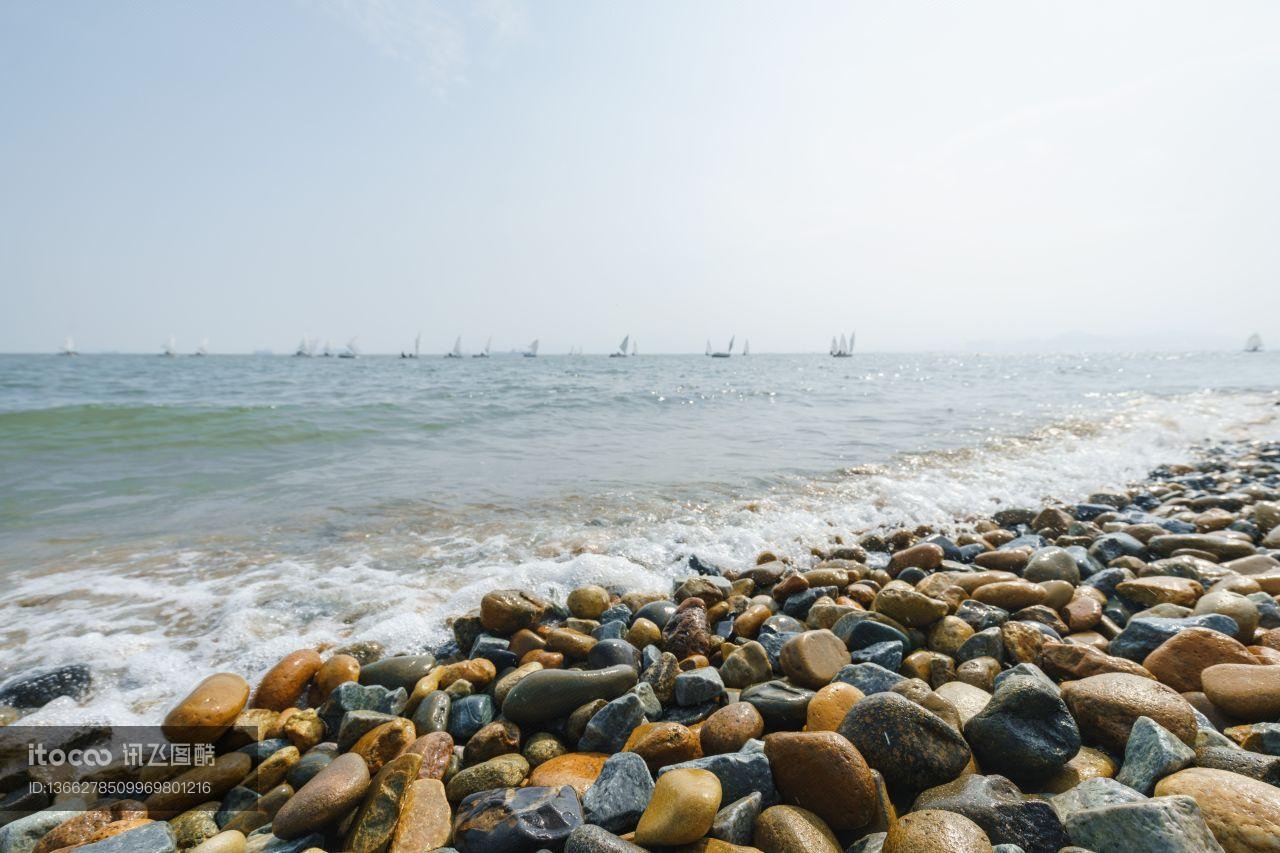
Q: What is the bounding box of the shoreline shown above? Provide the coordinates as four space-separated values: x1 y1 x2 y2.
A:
0 439 1278 850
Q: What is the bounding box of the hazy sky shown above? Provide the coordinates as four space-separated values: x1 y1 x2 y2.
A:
2 1 1279 354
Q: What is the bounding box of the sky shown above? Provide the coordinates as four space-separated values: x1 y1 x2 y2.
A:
2 1 1279 354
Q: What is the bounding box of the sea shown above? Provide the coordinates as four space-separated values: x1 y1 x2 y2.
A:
1 351 1277 723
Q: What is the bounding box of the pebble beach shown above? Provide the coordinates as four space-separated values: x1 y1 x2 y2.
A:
3 437 1280 852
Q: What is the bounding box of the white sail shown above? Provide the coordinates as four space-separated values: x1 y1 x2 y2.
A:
484 337 491 355
452 336 462 357
618 334 630 355
743 340 749 356
839 334 848 355
1245 333 1263 352
849 331 855 351
296 337 310 356
62 337 76 355
706 339 712 356
727 335 735 353
196 338 208 356
414 332 421 358
632 340 637 356
163 335 177 356
526 339 539 356
830 336 838 355
323 340 332 357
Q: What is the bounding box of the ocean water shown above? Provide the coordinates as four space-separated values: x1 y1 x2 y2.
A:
1 351 1277 723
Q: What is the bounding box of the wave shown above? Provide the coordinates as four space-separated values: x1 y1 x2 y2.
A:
1 388 1276 725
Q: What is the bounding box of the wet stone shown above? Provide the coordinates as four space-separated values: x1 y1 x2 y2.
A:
674 666 725 706
1049 777 1146 824
317 681 407 734
832 662 906 694
739 680 813 729
579 692 645 753
711 792 762 845
448 694 494 741
452 785 584 853
839 692 972 798
1115 716 1195 795
658 750 777 806
963 673 1080 785
1063 795 1223 853
582 752 654 834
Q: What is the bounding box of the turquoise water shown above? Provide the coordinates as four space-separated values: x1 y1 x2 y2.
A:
0 351 1277 721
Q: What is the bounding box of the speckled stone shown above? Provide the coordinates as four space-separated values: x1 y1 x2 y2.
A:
837 692 971 798
452 784 583 853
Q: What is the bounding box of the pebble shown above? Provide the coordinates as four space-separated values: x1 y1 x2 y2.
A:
72 821 176 852
1061 673 1197 753
752 805 842 853
479 589 552 633
253 651 323 712
913 774 1067 853
838 692 971 797
452 785 583 853
720 641 772 688
163 673 251 742
700 701 764 754
711 792 762 845
582 752 653 833
345 752 421 851
189 830 247 853
624 720 701 770
1140 628 1258 693
633 767 722 847
526 752 607 797
388 778 450 853
963 672 1080 784
658 750 777 807
1115 715 1195 795
763 731 875 830
1155 766 1280 851
805 682 864 731
446 754 530 803
1063 795 1223 853
740 680 814 728
1200 662 1280 720
568 585 611 619
884 809 993 853
502 665 637 724
564 825 645 852
873 586 948 628
675 666 726 706
359 654 437 692
272 752 371 839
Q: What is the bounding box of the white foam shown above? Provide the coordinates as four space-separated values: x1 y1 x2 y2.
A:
6 389 1278 724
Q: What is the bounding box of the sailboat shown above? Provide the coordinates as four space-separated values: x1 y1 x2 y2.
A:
338 337 359 358
193 338 208 357
831 332 853 357
445 336 464 359
632 340 637 357
1245 333 1263 353
321 340 333 357
161 335 177 357
705 340 712 356
611 335 631 358
742 340 750 356
60 337 77 356
473 337 491 358
402 332 422 359
294 337 314 357
523 339 540 358
711 335 735 358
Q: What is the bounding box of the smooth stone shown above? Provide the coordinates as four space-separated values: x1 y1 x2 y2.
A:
1023 547 1081 584
568 585 611 619
1109 615 1239 662
411 690 450 734
189 830 248 853
934 681 991 726
963 673 1080 785
1061 673 1197 753
579 692 645 753
345 752 421 852
838 692 972 797
634 767 722 847
973 581 1047 612
763 731 875 830
873 586 948 628
658 750 777 806
317 681 407 733
1115 716 1195 795
1194 745 1280 785
1065 795 1223 853
1050 777 1145 823
446 754 530 803
1194 590 1259 642
1201 663 1280 720
452 785 583 853
700 701 765 754
635 600 678 628
337 710 397 751
832 662 905 694
0 800 90 853
1039 642 1153 681
675 666 726 706
850 640 904 671
778 630 851 689
351 718 416 774
0 664 92 709
663 605 714 660
389 778 450 853
884 809 993 853
1116 577 1203 608
72 822 177 852
272 752 371 839
720 641 773 689
834 613 911 651
253 651 323 712
957 628 1006 665
502 665 638 724
752 805 842 853
146 752 253 817
1156 766 1280 852
711 792 762 845
242 830 323 852
914 774 1066 853
479 589 552 633
1141 628 1258 693
521 731 567 769
1041 747 1119 795
739 680 813 728
358 654 436 692
463 719 520 766
564 825 646 853
527 752 607 798
163 673 251 742
805 682 864 731
623 721 700 771
582 752 653 834
587 638 641 671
